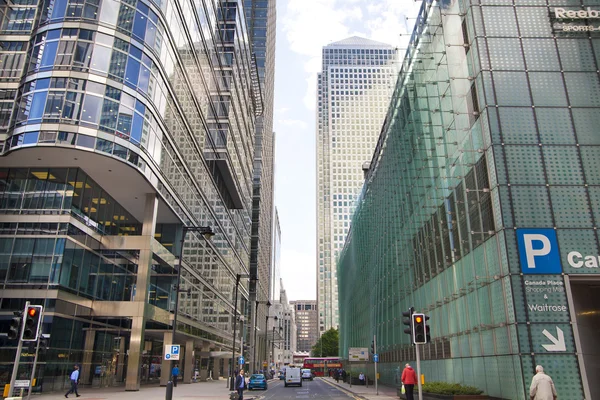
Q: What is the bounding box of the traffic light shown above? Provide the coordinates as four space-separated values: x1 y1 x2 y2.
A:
39 335 49 354
402 307 414 339
22 305 43 341
8 311 23 340
425 315 431 343
370 341 375 354
412 313 429 344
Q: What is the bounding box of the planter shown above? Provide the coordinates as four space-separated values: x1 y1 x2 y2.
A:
398 390 489 400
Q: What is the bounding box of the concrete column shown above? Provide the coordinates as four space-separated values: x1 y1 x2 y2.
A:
199 342 211 381
160 332 173 386
217 357 226 380
183 339 194 383
116 337 126 382
125 194 159 391
80 329 95 385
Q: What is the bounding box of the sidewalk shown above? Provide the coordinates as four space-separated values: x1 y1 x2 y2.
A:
22 378 266 400
322 376 399 400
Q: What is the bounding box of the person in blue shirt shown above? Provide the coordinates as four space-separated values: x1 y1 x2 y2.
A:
234 369 246 400
172 365 180 387
64 365 80 398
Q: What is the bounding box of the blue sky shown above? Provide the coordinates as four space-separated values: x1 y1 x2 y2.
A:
273 0 421 301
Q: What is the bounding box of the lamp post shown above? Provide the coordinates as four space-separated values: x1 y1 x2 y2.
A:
253 300 270 373
167 225 214 399
271 325 283 371
264 315 277 375
229 273 250 390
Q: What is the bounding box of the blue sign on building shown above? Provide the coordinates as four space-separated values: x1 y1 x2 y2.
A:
517 229 562 274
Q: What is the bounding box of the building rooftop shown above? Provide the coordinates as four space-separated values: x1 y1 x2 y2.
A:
327 36 393 48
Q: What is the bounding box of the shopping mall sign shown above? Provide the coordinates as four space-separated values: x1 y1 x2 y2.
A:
552 7 600 32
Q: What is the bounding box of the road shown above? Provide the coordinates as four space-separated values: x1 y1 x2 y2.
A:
251 377 361 399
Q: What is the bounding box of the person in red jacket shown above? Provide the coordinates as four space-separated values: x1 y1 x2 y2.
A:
401 363 418 400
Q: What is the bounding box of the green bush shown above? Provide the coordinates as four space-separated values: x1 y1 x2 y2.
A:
421 381 484 395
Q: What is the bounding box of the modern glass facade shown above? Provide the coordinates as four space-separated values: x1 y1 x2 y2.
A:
0 0 265 393
338 1 600 399
316 37 398 333
243 0 277 372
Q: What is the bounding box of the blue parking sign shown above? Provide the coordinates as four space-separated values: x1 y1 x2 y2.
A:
171 345 180 354
517 229 562 274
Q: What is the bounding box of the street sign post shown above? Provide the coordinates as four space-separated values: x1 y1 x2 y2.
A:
164 345 181 360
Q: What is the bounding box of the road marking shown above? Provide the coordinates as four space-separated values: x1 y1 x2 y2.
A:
320 378 363 400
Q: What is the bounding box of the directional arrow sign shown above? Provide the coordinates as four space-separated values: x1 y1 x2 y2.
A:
542 327 566 352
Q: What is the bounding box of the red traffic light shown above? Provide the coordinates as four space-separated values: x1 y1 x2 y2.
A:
28 307 37 317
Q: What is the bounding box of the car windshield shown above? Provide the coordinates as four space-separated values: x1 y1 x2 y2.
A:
301 369 310 373
250 374 265 379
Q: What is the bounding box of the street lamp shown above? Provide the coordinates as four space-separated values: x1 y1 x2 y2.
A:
271 324 283 371
264 315 277 375
229 273 250 390
167 225 214 398
253 300 270 373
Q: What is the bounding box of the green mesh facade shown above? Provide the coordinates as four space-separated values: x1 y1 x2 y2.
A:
338 0 600 398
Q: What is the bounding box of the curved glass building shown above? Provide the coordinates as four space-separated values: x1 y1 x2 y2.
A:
338 1 600 399
0 0 267 393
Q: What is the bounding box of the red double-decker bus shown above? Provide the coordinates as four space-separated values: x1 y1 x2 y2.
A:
302 357 342 377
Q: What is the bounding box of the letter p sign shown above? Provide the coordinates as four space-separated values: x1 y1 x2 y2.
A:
517 229 562 274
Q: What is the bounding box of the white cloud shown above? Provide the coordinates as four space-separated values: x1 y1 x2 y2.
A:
280 248 316 300
364 0 422 47
277 118 308 129
281 0 420 112
283 0 353 58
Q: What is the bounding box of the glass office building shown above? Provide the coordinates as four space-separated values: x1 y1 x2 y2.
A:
243 0 277 373
338 1 600 399
0 0 264 393
316 37 398 333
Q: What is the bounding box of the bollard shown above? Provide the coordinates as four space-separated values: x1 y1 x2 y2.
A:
165 381 173 400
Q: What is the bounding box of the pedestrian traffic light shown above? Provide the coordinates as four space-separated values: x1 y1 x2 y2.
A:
412 313 428 344
402 307 414 340
8 311 23 340
22 305 43 341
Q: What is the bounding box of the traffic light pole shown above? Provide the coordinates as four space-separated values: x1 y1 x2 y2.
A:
27 320 45 400
416 343 422 400
373 334 378 395
8 301 29 397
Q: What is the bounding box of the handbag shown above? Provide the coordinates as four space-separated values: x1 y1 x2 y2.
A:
401 384 406 394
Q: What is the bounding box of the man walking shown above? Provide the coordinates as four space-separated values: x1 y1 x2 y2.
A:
64 365 80 398
234 369 246 400
530 365 558 400
401 363 418 400
172 364 180 387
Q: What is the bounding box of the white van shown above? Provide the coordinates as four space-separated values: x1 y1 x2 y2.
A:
284 367 302 387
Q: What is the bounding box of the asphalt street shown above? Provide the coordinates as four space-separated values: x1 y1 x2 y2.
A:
254 377 361 399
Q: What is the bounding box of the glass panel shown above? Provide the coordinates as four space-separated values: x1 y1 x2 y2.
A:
40 41 58 68
124 57 140 87
90 44 111 73
99 0 119 25
30 92 48 120
80 94 102 124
